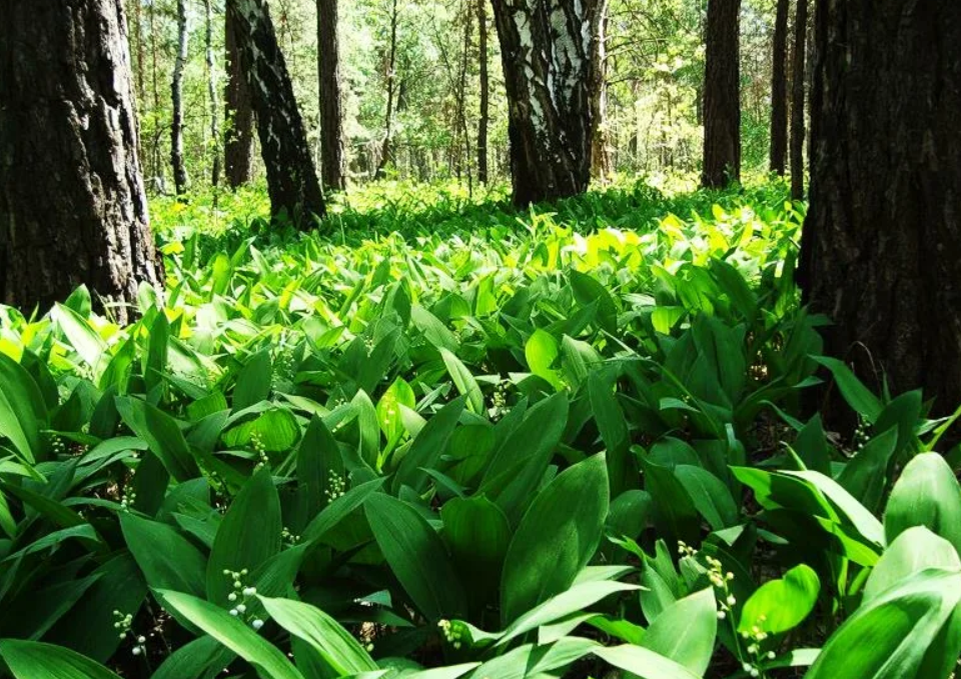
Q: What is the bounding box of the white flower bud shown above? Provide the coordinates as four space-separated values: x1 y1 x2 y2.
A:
252 619 264 630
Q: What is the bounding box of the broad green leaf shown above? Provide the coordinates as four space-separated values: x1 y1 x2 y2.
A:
52 303 108 374
115 396 200 481
158 590 305 679
738 564 820 635
121 513 206 597
593 644 701 679
0 352 47 464
0 639 121 679
259 596 378 675
440 348 484 415
673 465 738 530
865 527 961 602
233 349 273 411
207 467 282 605
884 452 961 555
501 453 609 625
642 587 717 676
811 356 882 422
525 329 562 389
365 492 467 620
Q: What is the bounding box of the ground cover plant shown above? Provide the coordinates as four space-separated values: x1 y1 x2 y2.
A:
0 178 959 679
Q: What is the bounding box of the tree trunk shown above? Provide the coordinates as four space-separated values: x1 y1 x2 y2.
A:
491 0 603 206
376 0 400 180
789 0 808 200
227 0 325 222
225 8 255 188
149 0 163 188
589 1 611 181
701 0 741 188
317 0 347 192
0 0 163 324
476 0 489 183
205 0 222 189
457 0 473 191
769 0 789 175
171 0 189 195
798 0 961 416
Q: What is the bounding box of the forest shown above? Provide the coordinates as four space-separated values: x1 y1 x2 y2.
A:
0 0 959 677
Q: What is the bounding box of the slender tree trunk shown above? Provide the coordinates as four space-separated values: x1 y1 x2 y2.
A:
376 0 400 179
589 1 611 181
149 0 163 188
171 0 189 195
205 0 222 189
0 0 163 324
701 0 741 188
769 0 789 175
798 0 961 416
491 0 603 206
476 0 489 183
789 0 808 200
134 0 146 113
225 8 255 188
227 0 325 222
457 0 473 192
317 0 347 191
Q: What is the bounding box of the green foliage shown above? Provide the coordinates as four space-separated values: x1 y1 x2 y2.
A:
0 179 956 678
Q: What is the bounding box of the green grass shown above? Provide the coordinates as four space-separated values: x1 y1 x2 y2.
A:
0 178 957 679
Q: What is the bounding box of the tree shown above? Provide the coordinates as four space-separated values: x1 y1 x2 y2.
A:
589 2 611 181
476 0 490 183
799 0 961 414
701 0 741 188
317 0 347 191
205 0 222 189
0 0 163 324
789 0 808 200
225 8 255 188
376 0 401 179
491 0 606 206
171 0 189 195
227 0 325 220
769 0 789 175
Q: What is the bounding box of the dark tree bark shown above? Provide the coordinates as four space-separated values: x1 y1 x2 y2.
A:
789 0 808 200
769 0 789 175
317 0 347 192
0 0 163 324
798 0 961 415
589 1 611 181
376 0 400 179
476 0 490 183
171 0 189 195
227 0 325 221
225 8 255 188
491 0 604 206
701 0 741 188
205 0 222 189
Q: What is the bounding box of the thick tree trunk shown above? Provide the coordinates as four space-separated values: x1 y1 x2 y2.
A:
171 0 189 195
799 0 961 415
589 1 611 181
701 0 741 188
376 0 400 180
205 0 222 189
491 0 602 206
476 0 489 183
789 0 808 200
227 0 325 222
225 8 255 188
0 0 163 324
317 0 347 192
769 0 789 175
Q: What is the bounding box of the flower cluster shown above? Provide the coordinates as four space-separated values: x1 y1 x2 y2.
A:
119 489 137 512
489 381 510 420
281 527 302 545
251 433 269 468
113 610 146 657
325 472 347 502
437 619 465 650
223 570 264 630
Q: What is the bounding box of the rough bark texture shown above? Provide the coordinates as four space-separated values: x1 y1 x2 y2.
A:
701 0 741 188
0 0 163 324
769 0 789 175
589 1 611 181
477 0 490 183
317 0 347 191
205 0 222 189
798 0 961 415
225 8 255 188
228 0 325 221
790 0 808 200
171 0 189 195
492 0 602 206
